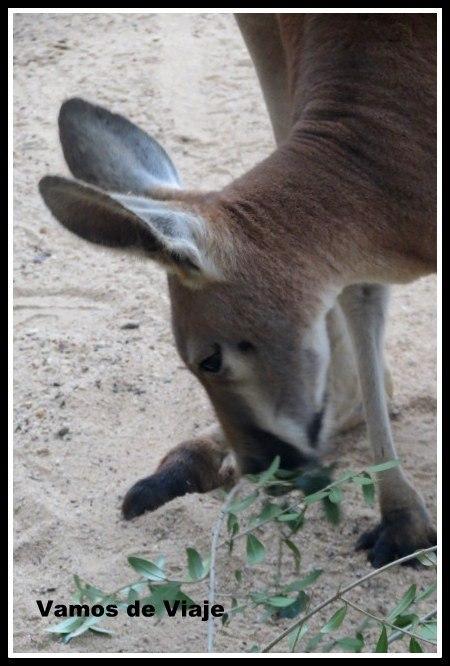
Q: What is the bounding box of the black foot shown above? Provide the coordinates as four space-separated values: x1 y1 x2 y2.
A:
122 464 196 520
122 477 165 520
356 508 436 568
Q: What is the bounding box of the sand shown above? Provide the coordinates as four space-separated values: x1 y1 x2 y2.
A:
13 13 437 654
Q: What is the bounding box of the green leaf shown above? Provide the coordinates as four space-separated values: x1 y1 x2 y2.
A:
71 589 83 604
328 487 343 504
283 569 322 593
387 584 416 621
393 613 419 629
227 512 239 538
246 534 266 566
276 591 309 619
409 637 423 653
227 492 259 514
154 554 165 570
73 574 84 592
322 496 341 525
127 585 141 603
257 456 280 485
277 512 302 522
283 538 301 571
251 502 283 526
320 605 347 633
283 510 305 534
186 547 208 580
71 575 105 604
46 616 86 635
234 569 242 583
416 582 436 602
332 470 357 485
292 465 335 495
222 598 247 624
336 636 364 652
375 625 388 653
288 622 309 651
417 621 437 641
89 625 114 636
127 556 165 582
352 474 376 486
265 595 298 608
305 632 324 652
64 615 101 640
366 460 399 474
304 490 329 505
362 478 375 506
230 600 246 615
84 584 105 603
416 550 437 567
321 640 338 653
146 583 195 617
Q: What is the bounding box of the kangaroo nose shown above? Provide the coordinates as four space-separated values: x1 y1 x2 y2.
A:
242 425 318 473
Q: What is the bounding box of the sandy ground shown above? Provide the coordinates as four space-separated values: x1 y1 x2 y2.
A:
13 13 437 654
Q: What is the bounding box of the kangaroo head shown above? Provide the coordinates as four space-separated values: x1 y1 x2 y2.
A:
39 98 334 473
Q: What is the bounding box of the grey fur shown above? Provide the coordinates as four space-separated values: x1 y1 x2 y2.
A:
58 97 181 193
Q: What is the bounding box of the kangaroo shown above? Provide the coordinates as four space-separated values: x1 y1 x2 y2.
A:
38 13 436 567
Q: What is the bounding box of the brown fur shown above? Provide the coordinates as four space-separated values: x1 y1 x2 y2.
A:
160 13 436 482
183 14 436 286
38 15 436 554
128 14 436 517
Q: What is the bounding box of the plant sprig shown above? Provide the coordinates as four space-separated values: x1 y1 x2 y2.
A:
45 458 436 653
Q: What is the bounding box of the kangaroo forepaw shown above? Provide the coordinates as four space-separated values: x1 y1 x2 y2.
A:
122 475 175 520
122 436 240 520
356 508 436 568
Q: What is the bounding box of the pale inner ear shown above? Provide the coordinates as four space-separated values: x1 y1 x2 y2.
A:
39 176 217 281
109 192 207 272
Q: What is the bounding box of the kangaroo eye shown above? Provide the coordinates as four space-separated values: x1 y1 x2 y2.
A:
199 346 222 373
237 340 255 353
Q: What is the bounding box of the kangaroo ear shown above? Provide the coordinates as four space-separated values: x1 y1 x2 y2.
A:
58 98 181 194
39 176 214 280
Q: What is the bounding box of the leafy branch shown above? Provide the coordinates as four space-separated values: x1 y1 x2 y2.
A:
45 457 437 653
260 545 437 652
207 481 243 652
341 598 436 647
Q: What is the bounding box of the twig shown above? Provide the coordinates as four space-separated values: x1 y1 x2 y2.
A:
388 610 437 646
207 482 243 653
341 597 437 647
260 546 437 653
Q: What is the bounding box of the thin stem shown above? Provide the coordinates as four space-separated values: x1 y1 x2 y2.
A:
207 482 243 653
342 598 437 647
260 545 437 653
